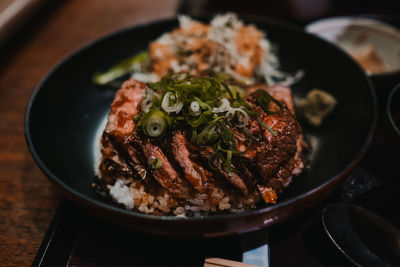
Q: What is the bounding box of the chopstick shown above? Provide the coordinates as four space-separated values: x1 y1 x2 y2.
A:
204 258 260 267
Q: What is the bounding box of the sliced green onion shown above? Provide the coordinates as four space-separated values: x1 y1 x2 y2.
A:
161 92 183 114
214 72 232 81
138 110 171 137
136 74 285 173
221 82 234 100
228 85 246 99
242 127 260 141
255 89 284 114
141 92 153 113
217 121 237 150
193 97 211 110
225 107 249 128
255 116 277 136
212 98 230 113
132 114 140 122
93 52 149 85
193 125 218 145
187 111 213 128
150 158 163 169
206 115 225 126
189 101 201 116
223 150 233 174
141 88 161 113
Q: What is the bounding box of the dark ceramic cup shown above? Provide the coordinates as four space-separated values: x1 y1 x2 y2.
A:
371 73 400 109
386 83 400 150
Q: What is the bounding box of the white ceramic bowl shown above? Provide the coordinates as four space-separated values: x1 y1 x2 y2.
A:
306 17 400 76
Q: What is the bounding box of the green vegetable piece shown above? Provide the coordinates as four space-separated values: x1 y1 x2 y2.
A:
193 97 211 110
150 158 163 169
194 125 218 145
139 109 171 137
93 52 149 85
229 85 246 99
132 114 141 122
217 120 237 150
255 116 277 136
255 89 284 115
215 72 231 81
187 111 213 128
133 73 286 173
223 150 233 174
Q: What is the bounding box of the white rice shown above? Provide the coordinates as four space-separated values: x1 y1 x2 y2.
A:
107 177 253 217
108 179 135 210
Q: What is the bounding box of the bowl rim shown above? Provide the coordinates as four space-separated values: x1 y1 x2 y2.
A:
24 16 378 223
305 16 400 36
387 83 400 137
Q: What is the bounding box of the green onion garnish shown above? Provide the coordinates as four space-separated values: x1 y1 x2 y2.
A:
138 109 171 138
255 116 277 136
93 52 149 86
150 158 163 169
133 74 285 173
255 89 284 115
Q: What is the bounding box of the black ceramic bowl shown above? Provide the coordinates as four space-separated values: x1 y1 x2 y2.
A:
25 17 377 237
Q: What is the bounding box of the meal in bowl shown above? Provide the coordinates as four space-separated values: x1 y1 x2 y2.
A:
95 14 306 217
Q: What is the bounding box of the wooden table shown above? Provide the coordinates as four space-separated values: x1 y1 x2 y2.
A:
0 1 178 265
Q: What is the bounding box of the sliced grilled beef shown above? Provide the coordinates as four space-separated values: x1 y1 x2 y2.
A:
99 78 304 212
233 84 303 200
170 130 210 192
101 79 149 181
138 137 191 198
197 148 249 195
99 132 133 185
105 79 146 143
101 78 192 198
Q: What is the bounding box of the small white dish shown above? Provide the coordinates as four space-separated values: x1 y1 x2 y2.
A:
306 17 400 76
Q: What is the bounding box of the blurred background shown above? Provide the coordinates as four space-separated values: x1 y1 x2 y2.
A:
1 0 400 48
179 0 400 25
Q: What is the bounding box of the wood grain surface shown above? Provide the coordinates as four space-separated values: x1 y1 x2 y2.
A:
0 0 50 46
0 0 178 266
